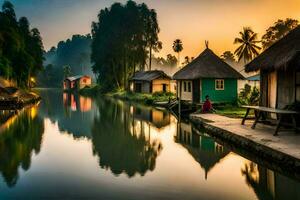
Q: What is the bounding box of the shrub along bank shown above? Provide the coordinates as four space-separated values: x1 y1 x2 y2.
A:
107 90 176 105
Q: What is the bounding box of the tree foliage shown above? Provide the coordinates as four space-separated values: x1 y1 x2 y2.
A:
38 34 92 87
172 39 183 66
221 51 236 63
234 27 261 64
238 84 259 106
0 1 44 87
91 1 161 91
181 56 194 66
154 54 177 67
261 18 298 49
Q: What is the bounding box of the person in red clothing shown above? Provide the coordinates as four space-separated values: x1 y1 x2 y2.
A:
202 95 214 113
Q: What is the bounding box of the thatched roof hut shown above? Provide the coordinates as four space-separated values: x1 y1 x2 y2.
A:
245 26 300 109
173 48 243 80
173 47 243 103
245 26 300 72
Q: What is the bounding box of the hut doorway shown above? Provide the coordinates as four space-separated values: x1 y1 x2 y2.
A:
135 83 142 93
162 84 167 92
268 71 277 118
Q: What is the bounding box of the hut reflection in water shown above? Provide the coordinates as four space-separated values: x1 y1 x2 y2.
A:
175 121 230 179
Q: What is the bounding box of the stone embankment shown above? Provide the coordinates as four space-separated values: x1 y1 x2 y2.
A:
190 113 300 179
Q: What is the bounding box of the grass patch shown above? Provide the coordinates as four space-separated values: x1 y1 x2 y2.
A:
214 104 255 118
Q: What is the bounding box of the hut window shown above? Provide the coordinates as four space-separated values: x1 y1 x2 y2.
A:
183 81 191 92
215 79 224 90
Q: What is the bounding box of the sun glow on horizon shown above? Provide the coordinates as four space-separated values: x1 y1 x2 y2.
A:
7 0 300 58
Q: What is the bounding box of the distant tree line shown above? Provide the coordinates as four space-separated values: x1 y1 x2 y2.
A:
0 1 44 87
38 34 92 87
91 1 161 91
153 54 178 68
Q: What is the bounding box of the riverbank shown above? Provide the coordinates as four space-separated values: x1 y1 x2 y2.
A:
190 113 300 177
79 85 176 106
0 88 40 110
107 90 175 105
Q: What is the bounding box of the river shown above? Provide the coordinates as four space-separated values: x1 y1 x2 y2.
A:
0 89 299 199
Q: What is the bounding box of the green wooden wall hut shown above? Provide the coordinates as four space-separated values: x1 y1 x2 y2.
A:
173 47 243 104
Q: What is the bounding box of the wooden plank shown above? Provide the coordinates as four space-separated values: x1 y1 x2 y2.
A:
241 106 298 114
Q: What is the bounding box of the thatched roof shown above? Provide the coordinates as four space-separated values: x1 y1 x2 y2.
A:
131 70 170 82
245 26 300 72
173 48 243 80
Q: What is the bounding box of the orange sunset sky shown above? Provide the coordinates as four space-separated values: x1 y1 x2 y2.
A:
7 0 300 58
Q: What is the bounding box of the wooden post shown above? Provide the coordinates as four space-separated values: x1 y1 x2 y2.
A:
178 81 182 119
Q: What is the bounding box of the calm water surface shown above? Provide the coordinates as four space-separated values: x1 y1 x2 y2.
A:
0 89 299 199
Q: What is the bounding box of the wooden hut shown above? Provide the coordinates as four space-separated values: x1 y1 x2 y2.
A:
63 75 91 90
173 46 243 104
130 70 171 93
245 26 300 109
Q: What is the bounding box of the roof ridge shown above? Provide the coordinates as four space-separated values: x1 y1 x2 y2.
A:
173 48 243 80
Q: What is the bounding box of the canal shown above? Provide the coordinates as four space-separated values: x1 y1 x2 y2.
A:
0 89 299 199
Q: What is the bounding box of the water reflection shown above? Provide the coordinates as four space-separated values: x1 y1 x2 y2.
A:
242 161 300 200
0 105 44 187
39 90 165 177
91 99 163 177
175 120 230 179
0 89 299 199
132 105 170 129
39 90 96 139
63 93 92 112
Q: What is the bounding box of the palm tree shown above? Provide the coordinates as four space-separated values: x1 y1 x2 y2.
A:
172 39 183 67
234 27 261 64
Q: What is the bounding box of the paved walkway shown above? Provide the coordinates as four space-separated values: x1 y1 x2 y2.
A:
190 113 300 161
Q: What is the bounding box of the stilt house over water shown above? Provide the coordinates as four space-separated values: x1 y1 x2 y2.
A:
173 42 243 104
245 26 300 109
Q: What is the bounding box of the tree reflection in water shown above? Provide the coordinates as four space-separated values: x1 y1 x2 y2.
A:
0 105 44 187
91 99 162 177
242 161 300 200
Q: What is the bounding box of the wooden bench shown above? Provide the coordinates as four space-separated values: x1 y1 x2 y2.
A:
241 105 298 136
